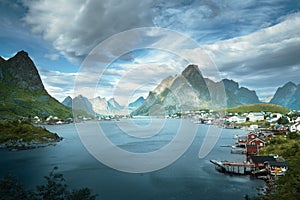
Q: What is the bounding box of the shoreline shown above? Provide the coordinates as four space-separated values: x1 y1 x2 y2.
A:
0 137 63 151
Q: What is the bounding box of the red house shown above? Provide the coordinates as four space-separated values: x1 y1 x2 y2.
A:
246 144 258 154
248 137 266 148
247 133 258 141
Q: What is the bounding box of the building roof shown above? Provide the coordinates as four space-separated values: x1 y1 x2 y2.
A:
267 161 288 167
250 156 276 163
249 137 266 143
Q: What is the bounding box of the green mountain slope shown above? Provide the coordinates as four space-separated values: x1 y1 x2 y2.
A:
0 51 72 119
225 104 290 114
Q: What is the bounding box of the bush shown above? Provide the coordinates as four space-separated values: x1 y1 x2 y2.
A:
0 167 97 200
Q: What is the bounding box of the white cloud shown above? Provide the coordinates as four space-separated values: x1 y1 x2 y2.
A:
202 12 300 98
44 53 59 61
38 68 77 101
22 0 154 63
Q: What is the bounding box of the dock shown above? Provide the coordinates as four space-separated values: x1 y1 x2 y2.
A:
210 160 255 175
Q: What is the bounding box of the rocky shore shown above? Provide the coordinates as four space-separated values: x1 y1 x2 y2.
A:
0 137 63 151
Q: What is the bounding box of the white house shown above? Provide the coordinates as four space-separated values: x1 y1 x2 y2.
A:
247 112 264 122
267 113 283 123
290 123 300 132
227 116 247 123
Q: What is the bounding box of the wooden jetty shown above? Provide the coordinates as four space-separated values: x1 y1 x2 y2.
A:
210 160 255 175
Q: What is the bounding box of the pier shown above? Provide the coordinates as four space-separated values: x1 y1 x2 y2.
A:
210 160 255 175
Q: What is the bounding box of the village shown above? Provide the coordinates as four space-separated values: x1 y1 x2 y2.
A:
202 109 300 183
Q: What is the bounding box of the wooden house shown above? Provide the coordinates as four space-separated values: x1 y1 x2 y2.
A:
247 133 258 141
266 161 288 176
248 137 266 148
249 156 276 170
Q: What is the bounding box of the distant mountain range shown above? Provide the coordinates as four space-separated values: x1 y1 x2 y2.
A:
61 95 143 115
1 51 299 119
63 64 300 116
0 51 71 119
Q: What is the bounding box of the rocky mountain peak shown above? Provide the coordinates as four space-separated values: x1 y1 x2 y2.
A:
6 50 45 92
62 96 72 108
181 64 201 76
222 79 239 92
283 81 297 88
270 81 299 109
181 64 210 101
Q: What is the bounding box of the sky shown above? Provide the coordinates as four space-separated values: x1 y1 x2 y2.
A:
1 0 300 105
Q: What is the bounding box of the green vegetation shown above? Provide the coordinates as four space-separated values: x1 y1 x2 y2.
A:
0 120 60 144
0 166 97 200
0 81 72 120
258 133 300 199
224 104 290 114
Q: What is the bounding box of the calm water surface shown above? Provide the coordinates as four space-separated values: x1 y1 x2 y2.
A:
0 119 264 200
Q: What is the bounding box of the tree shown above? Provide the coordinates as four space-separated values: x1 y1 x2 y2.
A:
0 167 97 200
0 174 35 200
36 166 68 200
277 116 289 125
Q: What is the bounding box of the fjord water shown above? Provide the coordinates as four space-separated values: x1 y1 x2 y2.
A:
0 119 264 199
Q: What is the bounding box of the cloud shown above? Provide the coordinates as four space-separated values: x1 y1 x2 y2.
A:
153 0 299 43
202 12 300 98
21 0 300 101
22 0 299 63
22 0 154 63
44 53 59 61
38 68 77 101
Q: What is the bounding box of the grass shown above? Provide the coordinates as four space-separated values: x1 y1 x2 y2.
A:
0 81 72 119
224 104 290 114
0 120 60 143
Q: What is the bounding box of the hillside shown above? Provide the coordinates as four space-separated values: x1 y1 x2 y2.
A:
131 64 262 116
0 51 72 119
270 81 300 110
224 104 290 114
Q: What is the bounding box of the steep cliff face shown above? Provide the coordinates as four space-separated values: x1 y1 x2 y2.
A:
222 79 260 105
131 65 262 116
6 50 45 92
128 96 145 111
270 81 300 110
0 51 71 119
181 64 210 101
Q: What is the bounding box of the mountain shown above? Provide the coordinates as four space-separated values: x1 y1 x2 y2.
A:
72 95 94 115
62 96 72 108
89 96 110 115
270 81 300 110
222 79 260 105
108 98 124 111
62 95 126 115
0 51 72 119
131 65 262 116
128 96 145 111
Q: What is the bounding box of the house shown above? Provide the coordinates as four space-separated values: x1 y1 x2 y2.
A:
237 136 248 146
246 144 258 155
248 137 266 148
290 122 300 133
266 161 288 176
227 116 247 123
274 124 288 132
267 113 283 123
247 112 264 122
247 133 258 141
249 156 276 169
